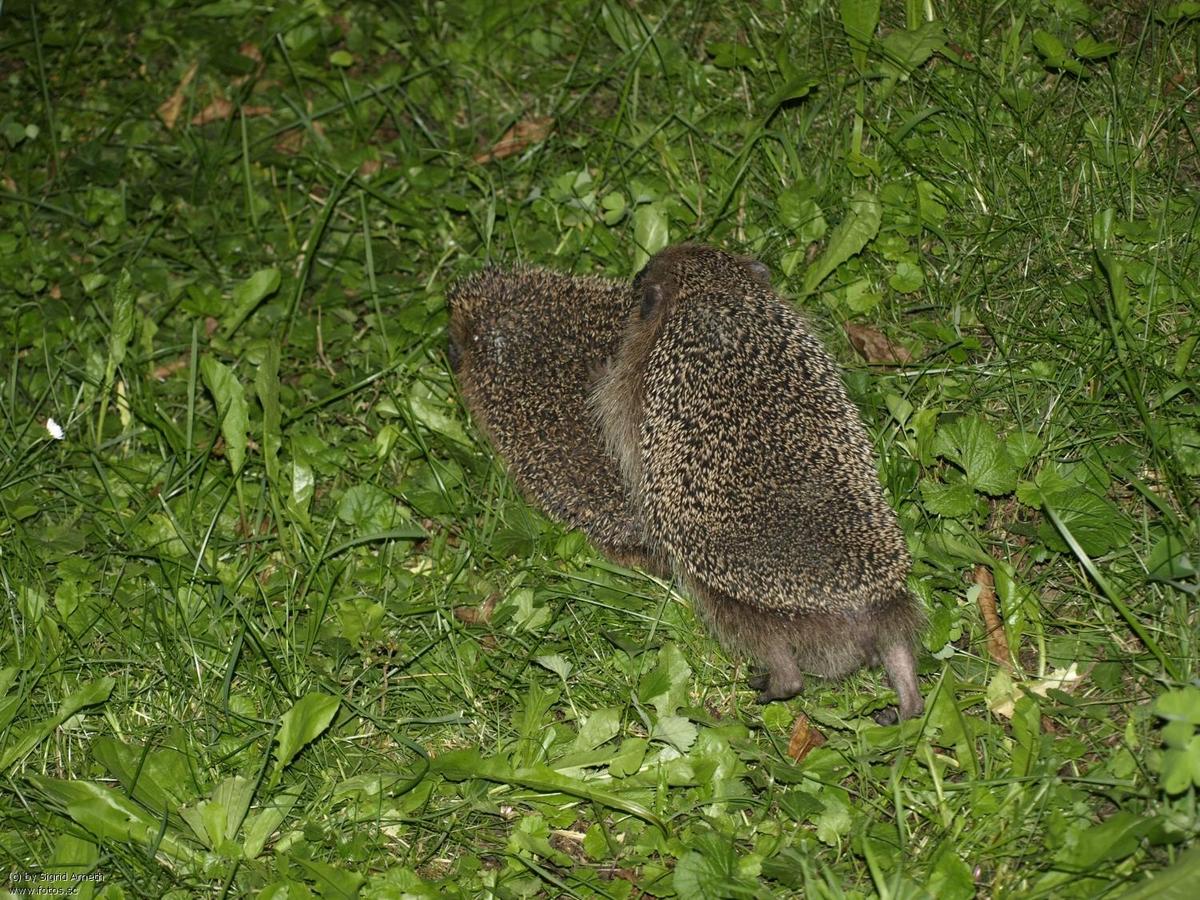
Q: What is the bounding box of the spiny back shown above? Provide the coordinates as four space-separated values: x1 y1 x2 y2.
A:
599 244 910 615
448 265 650 559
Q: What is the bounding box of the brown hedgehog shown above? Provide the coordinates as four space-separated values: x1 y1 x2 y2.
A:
447 265 662 573
593 244 924 719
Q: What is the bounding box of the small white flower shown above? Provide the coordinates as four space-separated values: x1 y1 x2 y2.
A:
46 418 65 440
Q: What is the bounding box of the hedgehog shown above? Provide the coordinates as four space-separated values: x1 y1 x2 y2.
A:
447 265 663 574
592 243 924 719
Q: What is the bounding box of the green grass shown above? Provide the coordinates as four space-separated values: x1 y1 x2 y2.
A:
2 0 1199 896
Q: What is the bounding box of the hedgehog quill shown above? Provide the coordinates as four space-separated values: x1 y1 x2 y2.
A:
595 244 923 720
449 246 923 720
447 265 662 574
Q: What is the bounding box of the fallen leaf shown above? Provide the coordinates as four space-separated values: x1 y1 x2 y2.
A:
239 42 263 64
191 98 272 126
473 116 554 164
975 565 1012 671
158 61 199 130
1027 664 1084 699
989 664 1085 718
786 712 826 762
205 316 220 337
358 158 381 178
275 128 305 155
151 358 189 381
845 322 913 365
453 593 498 626
192 97 233 126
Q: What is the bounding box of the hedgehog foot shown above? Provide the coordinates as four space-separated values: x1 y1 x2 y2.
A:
748 652 804 704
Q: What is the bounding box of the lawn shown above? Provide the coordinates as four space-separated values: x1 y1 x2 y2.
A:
1 0 1198 897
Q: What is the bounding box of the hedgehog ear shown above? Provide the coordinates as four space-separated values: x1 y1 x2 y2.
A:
640 282 665 320
745 259 771 285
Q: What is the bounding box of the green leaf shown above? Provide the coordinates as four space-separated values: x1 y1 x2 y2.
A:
0 679 114 772
880 20 946 76
432 749 666 834
919 480 978 517
926 841 975 900
762 74 818 114
1153 688 1200 726
916 179 949 226
1038 491 1131 556
815 790 853 844
801 190 881 296
600 2 650 53
1056 812 1151 868
96 269 135 438
840 0 880 72
652 715 698 753
289 857 365 897
223 267 281 336
92 736 196 811
1118 847 1200 899
1005 431 1042 469
1032 29 1068 64
200 356 250 475
777 186 827 244
180 776 253 852
27 776 204 864
674 841 759 900
608 738 648 778
888 260 924 292
243 784 303 860
932 416 1018 495
572 707 621 752
256 342 282 493
2 118 27 147
638 643 691 717
336 483 395 530
1145 534 1198 585
708 41 755 69
632 203 669 270
1074 36 1118 59
272 692 340 780
1156 2 1200 23
1096 251 1131 321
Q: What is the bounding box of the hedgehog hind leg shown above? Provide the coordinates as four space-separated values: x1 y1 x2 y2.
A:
686 582 804 702
748 651 804 704
875 639 923 723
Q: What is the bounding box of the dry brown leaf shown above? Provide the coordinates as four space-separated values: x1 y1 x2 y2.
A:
453 593 498 626
158 61 199 130
239 42 263 64
358 158 382 178
473 116 554 164
191 98 272 126
151 358 189 381
191 97 233 126
845 323 914 365
204 316 220 337
275 128 305 155
786 712 826 762
3 174 18 193
975 564 1012 671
